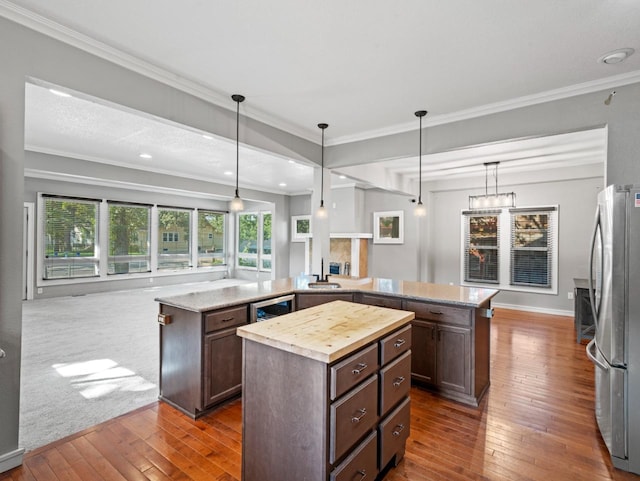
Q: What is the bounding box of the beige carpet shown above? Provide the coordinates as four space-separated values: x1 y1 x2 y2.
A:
19 278 249 451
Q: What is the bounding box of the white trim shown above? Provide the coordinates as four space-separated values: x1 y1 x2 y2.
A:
493 302 573 318
0 448 25 473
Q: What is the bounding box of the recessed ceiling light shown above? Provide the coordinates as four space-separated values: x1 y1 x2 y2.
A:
49 88 72 98
279 182 287 187
288 160 295 164
598 48 635 65
339 175 346 179
224 171 233 176
139 153 152 159
202 134 213 140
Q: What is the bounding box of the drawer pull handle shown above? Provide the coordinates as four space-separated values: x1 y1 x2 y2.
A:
351 408 367 423
352 363 368 375
356 469 367 480
392 376 406 387
430 310 443 315
392 424 405 437
393 339 406 348
221 317 235 323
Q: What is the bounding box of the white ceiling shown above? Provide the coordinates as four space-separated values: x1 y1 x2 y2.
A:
11 0 636 194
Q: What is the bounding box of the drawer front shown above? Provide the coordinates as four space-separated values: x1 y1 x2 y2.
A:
358 294 403 310
331 344 379 401
330 375 378 464
330 431 378 481
204 305 248 332
379 397 410 470
380 324 412 365
296 292 354 310
405 300 471 327
379 351 411 416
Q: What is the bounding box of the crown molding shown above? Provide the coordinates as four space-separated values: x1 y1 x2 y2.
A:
0 0 318 144
326 70 640 146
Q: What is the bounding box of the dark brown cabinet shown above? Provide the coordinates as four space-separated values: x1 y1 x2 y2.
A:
404 300 490 406
356 293 403 310
159 303 248 418
296 292 354 310
241 321 412 481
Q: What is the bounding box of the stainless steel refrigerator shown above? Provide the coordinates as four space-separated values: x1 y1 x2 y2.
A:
586 184 640 473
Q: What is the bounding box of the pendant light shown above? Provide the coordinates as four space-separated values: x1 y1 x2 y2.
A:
414 110 427 217
468 161 516 210
316 123 329 218
229 94 245 212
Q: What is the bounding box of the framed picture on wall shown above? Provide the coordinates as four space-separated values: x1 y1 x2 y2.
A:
291 215 312 242
373 210 404 244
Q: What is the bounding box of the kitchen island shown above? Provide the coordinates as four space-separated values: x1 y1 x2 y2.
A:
156 276 497 417
237 300 414 481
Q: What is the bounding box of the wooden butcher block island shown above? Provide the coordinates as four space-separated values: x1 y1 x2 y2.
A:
237 300 415 481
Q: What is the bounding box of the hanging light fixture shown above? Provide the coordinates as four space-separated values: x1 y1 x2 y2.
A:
414 110 427 217
468 161 516 209
316 122 329 218
229 94 245 212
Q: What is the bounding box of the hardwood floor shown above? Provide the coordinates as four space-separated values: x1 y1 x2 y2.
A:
2 308 639 481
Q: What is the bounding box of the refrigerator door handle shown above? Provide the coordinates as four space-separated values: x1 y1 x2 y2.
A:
588 207 602 329
586 339 609 371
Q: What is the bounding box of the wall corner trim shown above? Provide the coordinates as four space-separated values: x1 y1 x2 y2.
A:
0 448 25 474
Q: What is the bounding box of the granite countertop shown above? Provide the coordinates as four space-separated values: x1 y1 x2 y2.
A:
155 276 498 312
236 300 414 363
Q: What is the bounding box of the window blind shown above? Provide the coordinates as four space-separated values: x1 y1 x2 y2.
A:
464 213 500 284
510 208 556 288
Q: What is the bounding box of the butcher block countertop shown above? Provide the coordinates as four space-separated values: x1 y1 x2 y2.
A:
156 276 498 312
236 300 414 363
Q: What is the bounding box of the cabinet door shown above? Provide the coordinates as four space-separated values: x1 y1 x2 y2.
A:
204 326 243 408
436 325 471 394
410 320 436 385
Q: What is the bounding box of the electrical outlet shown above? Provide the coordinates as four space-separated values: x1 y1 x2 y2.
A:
568 291 574 300
37 288 43 294
149 277 154 283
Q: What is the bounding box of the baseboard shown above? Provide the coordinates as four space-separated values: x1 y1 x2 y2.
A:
0 448 25 473
492 302 573 318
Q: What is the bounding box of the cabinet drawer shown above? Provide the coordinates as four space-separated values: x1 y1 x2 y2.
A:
379 351 411 416
380 324 412 365
358 293 403 310
379 397 410 470
405 300 471 326
330 430 378 481
204 305 248 332
330 344 379 401
330 375 378 464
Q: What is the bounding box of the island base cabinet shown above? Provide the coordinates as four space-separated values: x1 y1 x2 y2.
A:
437 325 471 394
204 326 243 407
409 320 436 384
331 431 378 481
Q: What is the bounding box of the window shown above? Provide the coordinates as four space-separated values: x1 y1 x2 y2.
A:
511 209 554 288
198 210 226 267
43 196 99 279
108 202 151 274
157 207 192 270
461 206 558 293
237 211 272 271
464 212 499 284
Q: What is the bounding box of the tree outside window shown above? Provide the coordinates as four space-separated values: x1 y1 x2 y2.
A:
158 208 192 270
198 210 226 267
108 204 150 274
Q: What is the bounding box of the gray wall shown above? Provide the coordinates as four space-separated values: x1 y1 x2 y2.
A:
428 176 603 314
0 16 311 466
288 194 311 276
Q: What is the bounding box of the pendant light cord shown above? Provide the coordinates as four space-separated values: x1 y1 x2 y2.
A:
235 99 240 197
317 123 328 208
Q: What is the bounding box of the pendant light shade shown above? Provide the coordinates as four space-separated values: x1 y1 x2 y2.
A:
229 94 245 212
414 110 428 217
468 161 516 209
316 123 329 219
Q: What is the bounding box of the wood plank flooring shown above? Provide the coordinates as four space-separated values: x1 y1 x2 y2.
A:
3 308 639 480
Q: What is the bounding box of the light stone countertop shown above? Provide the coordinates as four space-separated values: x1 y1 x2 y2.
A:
236 300 414 363
155 276 498 312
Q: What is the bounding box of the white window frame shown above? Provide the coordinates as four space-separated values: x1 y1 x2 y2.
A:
460 205 558 295
236 210 272 272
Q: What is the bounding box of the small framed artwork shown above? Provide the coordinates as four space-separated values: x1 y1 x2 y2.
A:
291 215 312 242
373 210 404 244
